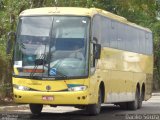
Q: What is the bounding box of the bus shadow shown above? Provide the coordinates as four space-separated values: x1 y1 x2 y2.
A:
24 105 124 120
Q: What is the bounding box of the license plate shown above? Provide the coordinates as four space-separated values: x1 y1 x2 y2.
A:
42 96 54 101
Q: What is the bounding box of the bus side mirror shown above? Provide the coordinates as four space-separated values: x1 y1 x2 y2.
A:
6 31 16 54
94 43 101 59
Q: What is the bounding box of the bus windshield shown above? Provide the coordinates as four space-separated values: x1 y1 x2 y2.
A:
14 16 90 79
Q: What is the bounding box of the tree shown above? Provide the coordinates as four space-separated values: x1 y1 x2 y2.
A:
0 0 160 99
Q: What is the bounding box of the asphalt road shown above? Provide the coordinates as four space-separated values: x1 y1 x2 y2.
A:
0 93 160 120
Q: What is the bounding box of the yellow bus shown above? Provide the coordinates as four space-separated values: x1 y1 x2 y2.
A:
7 7 153 115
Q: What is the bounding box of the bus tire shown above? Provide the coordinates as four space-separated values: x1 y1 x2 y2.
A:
138 91 143 109
127 89 139 110
86 88 102 115
29 104 43 115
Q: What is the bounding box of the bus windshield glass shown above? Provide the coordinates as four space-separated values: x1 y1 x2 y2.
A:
14 16 90 79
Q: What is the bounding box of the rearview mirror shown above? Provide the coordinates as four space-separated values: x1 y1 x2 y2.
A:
6 31 16 54
94 44 101 59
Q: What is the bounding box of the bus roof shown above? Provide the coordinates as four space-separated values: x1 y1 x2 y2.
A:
20 7 151 32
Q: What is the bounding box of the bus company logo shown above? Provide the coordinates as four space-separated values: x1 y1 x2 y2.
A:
46 85 51 91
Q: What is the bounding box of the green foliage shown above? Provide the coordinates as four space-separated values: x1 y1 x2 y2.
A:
0 83 12 97
0 0 160 97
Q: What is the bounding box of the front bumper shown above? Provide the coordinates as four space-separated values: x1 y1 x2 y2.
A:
13 88 89 105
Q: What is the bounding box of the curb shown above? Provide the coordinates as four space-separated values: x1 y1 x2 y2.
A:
152 93 160 96
0 104 29 112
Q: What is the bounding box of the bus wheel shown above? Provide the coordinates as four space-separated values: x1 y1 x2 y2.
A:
86 88 102 115
127 89 139 110
138 92 143 109
29 104 43 115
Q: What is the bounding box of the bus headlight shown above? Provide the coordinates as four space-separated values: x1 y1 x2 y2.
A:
13 84 30 91
68 86 87 91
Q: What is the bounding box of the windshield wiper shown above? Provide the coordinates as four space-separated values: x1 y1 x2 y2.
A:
54 70 68 78
30 43 48 79
29 54 46 78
